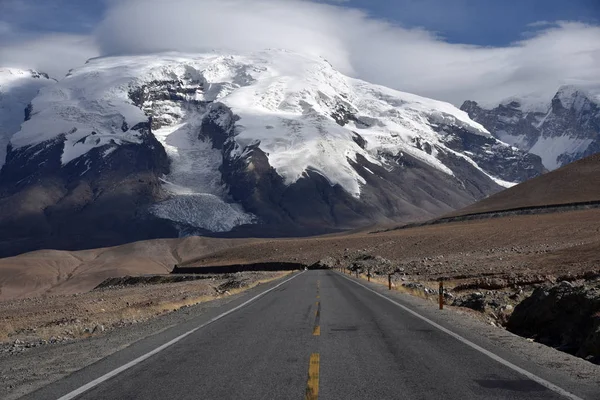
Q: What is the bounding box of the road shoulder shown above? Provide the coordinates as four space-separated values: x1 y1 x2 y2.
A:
336 271 600 400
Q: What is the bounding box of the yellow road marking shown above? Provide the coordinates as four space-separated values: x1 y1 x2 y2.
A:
305 353 320 400
313 301 321 335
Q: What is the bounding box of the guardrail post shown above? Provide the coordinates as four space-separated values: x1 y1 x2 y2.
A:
388 274 392 290
439 280 444 310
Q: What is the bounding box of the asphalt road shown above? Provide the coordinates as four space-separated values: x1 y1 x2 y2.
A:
24 270 598 399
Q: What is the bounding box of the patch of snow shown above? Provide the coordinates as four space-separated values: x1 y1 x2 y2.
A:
494 131 529 149
444 146 517 189
497 115 520 124
102 147 116 157
529 135 594 170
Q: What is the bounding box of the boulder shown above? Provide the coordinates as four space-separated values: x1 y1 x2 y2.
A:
578 315 600 363
506 281 600 362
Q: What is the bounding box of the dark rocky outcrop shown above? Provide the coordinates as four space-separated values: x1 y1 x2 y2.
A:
310 257 338 270
434 124 546 182
506 281 600 363
460 100 542 151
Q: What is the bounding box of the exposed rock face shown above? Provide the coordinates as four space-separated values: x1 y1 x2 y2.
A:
506 281 600 363
0 122 176 257
461 86 600 170
460 100 542 151
432 124 544 183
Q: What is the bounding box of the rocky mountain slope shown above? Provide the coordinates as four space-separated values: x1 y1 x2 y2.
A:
461 85 600 170
0 50 544 256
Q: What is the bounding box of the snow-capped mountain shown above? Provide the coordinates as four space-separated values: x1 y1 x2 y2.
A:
461 85 600 170
0 50 544 256
0 68 56 169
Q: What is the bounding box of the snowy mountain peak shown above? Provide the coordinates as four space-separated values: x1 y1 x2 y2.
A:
553 84 600 112
0 68 56 169
462 83 600 171
0 50 543 245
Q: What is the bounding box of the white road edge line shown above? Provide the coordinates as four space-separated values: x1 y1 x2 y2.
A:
338 273 585 400
56 271 305 400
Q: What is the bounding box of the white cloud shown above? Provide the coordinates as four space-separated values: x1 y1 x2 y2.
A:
93 0 600 106
0 34 99 79
3 0 600 106
95 0 354 73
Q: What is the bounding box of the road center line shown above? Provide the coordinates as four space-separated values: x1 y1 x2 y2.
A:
313 301 321 336
56 271 305 400
338 272 585 400
305 353 320 400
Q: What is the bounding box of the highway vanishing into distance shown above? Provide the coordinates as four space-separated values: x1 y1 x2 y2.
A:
24 270 599 400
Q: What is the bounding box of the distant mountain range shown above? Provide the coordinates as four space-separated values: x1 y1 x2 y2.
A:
461 85 600 170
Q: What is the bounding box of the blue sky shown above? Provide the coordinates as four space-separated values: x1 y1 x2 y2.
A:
345 0 599 45
2 0 598 46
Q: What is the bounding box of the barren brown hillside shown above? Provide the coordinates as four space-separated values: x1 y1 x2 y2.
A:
448 153 600 216
0 237 253 301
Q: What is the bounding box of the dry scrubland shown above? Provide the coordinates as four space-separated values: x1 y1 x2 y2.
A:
0 272 287 351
